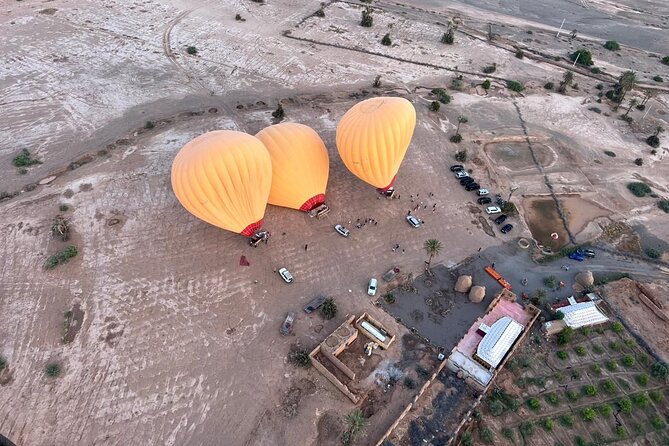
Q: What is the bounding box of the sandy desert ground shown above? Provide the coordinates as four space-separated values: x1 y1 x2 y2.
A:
1 0 669 445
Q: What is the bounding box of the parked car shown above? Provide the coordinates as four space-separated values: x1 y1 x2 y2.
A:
485 206 502 214
406 215 421 228
494 214 507 225
280 311 296 335
455 171 469 179
367 278 378 296
450 164 464 172
583 249 596 258
278 267 294 283
304 296 327 313
334 224 350 237
477 189 489 196
477 197 492 205
500 223 514 234
569 250 585 261
460 177 475 186
465 182 481 191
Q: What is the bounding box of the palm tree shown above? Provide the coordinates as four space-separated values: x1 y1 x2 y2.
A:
455 115 468 136
616 71 636 109
424 239 442 272
623 98 637 119
558 70 573 93
344 410 368 441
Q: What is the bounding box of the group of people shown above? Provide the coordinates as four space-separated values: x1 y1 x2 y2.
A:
348 217 379 229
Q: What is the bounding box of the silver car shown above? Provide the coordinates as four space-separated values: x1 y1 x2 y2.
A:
334 224 350 237
485 206 502 214
278 267 294 283
406 215 421 228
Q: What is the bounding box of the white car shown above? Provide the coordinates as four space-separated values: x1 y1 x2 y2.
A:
367 278 378 296
485 206 502 215
278 267 294 283
334 224 350 237
406 215 421 228
455 171 469 179
477 189 489 196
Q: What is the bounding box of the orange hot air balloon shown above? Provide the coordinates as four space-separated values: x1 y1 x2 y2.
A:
256 123 329 212
336 96 416 191
171 130 272 237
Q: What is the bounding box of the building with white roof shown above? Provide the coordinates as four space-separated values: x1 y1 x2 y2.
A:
558 301 608 329
474 316 524 369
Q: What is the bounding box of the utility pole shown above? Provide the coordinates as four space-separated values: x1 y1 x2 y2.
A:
556 18 565 37
642 104 653 120
572 53 580 67
507 185 519 202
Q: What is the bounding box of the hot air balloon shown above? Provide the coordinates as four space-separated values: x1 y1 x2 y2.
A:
171 130 272 242
256 122 330 214
336 96 416 194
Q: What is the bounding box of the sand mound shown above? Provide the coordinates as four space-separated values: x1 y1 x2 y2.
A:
575 271 594 287
469 286 485 303
455 275 472 293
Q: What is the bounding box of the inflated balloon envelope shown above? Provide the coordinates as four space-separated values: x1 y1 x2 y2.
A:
336 96 416 191
171 130 272 238
255 122 330 212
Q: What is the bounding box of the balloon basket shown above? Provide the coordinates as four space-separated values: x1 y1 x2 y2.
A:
308 203 330 219
248 230 271 247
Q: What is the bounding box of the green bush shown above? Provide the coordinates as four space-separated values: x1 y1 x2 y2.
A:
604 41 620 51
288 348 312 367
501 427 513 440
658 200 669 213
649 390 664 402
617 397 632 414
0 355 7 372
450 134 462 143
381 33 392 46
404 376 416 389
431 88 451 104
634 158 643 166
646 248 661 259
557 327 574 345
651 416 666 430
604 150 616 157
545 393 559 406
616 426 626 439
416 365 430 380
592 344 604 355
612 321 624 333
651 361 668 379
321 298 337 320
12 149 41 167
662 56 669 65
599 404 613 417
314 8 325 18
543 275 557 288
591 364 601 375
461 432 473 446
519 421 534 437
482 64 496 74
544 82 554 90
581 407 596 421
633 392 649 408
647 135 660 148
506 80 524 92
622 355 635 367
360 7 373 27
606 360 618 371
601 380 616 393
609 341 621 351
653 75 664 82
429 101 441 112
526 398 541 410
45 362 61 377
590 67 601 74
272 103 285 119
541 417 555 431
488 399 505 416
186 46 198 55
44 245 78 270
624 338 636 348
455 150 467 162
515 48 524 59
556 350 568 360
479 426 494 444
637 373 649 386
559 414 574 428
575 346 586 356
570 49 594 66
144 120 155 129
566 390 579 402
59 204 69 212
583 385 598 397
482 79 491 90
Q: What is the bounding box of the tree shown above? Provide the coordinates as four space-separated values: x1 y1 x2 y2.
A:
429 101 440 111
424 239 442 272
344 410 368 442
186 46 198 55
482 79 491 90
360 6 373 27
570 49 593 66
321 298 337 320
604 41 620 51
623 98 637 118
455 115 468 137
646 126 664 148
616 71 637 109
558 70 574 94
381 33 392 46
506 80 524 92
